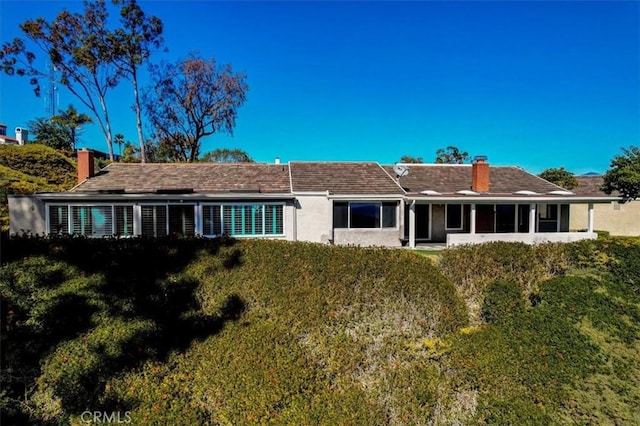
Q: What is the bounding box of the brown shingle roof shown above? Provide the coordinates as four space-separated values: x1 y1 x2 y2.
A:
383 164 565 194
290 162 403 195
73 163 291 193
572 175 614 196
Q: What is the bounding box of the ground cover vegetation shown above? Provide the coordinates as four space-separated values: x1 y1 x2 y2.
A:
0 144 77 231
0 236 638 424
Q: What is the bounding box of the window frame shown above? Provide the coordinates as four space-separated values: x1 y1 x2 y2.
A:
46 203 135 237
537 203 560 232
333 201 398 230
445 204 464 231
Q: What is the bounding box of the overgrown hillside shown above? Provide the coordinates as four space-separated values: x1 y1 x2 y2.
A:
1 237 638 425
0 144 77 231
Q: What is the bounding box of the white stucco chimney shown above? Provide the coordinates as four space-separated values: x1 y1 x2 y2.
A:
15 127 28 145
275 157 280 165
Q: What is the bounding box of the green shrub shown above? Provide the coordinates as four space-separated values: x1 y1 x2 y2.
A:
1 236 467 424
481 280 524 325
439 241 570 323
3 236 638 425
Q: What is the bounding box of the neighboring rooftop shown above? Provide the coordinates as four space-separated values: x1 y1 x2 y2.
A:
572 175 614 196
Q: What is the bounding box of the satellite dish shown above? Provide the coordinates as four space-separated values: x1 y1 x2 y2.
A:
393 164 409 178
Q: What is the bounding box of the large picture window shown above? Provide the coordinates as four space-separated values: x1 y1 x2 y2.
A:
333 201 397 229
202 203 284 237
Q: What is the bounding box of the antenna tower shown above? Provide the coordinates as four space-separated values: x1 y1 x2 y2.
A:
44 61 58 117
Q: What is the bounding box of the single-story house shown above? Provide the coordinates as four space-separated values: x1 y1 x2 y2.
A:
8 150 619 247
570 175 640 236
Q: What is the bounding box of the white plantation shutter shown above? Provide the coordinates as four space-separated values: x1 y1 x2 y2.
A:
265 204 283 235
202 203 284 237
141 205 167 237
49 205 69 234
70 206 112 236
115 206 134 236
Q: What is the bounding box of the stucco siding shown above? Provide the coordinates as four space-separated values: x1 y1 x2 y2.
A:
294 195 332 243
333 228 402 247
570 202 640 236
8 196 46 235
448 232 597 246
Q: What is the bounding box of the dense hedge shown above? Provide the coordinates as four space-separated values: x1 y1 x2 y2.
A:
1 236 638 424
439 241 570 322
481 280 524 325
1 236 467 425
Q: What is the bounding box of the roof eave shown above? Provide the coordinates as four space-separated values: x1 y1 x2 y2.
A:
404 195 621 203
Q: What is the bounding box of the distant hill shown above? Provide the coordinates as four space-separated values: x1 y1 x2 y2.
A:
0 144 77 231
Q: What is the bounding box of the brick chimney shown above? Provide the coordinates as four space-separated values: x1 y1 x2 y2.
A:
77 149 95 183
471 156 489 192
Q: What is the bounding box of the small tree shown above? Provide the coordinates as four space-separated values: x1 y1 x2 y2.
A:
200 148 254 163
143 54 249 162
435 146 469 164
27 117 72 150
538 167 578 190
602 146 640 201
51 104 92 150
399 155 423 164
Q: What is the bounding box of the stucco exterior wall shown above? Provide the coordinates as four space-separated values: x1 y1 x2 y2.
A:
294 195 332 243
8 195 46 235
447 232 597 247
333 228 402 247
570 202 640 236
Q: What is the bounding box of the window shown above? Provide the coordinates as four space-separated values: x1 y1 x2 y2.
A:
495 204 516 233
141 205 167 237
537 203 559 232
333 201 397 229
168 205 195 236
382 202 396 228
202 204 284 237
445 204 463 230
48 204 134 237
350 203 380 228
115 206 134 236
333 202 348 228
49 205 69 234
71 206 113 236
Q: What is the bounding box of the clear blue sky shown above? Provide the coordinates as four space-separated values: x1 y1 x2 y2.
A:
1 1 638 174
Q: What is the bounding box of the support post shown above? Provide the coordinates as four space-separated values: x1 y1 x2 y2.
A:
470 203 476 234
588 203 594 233
409 201 416 248
529 203 536 234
